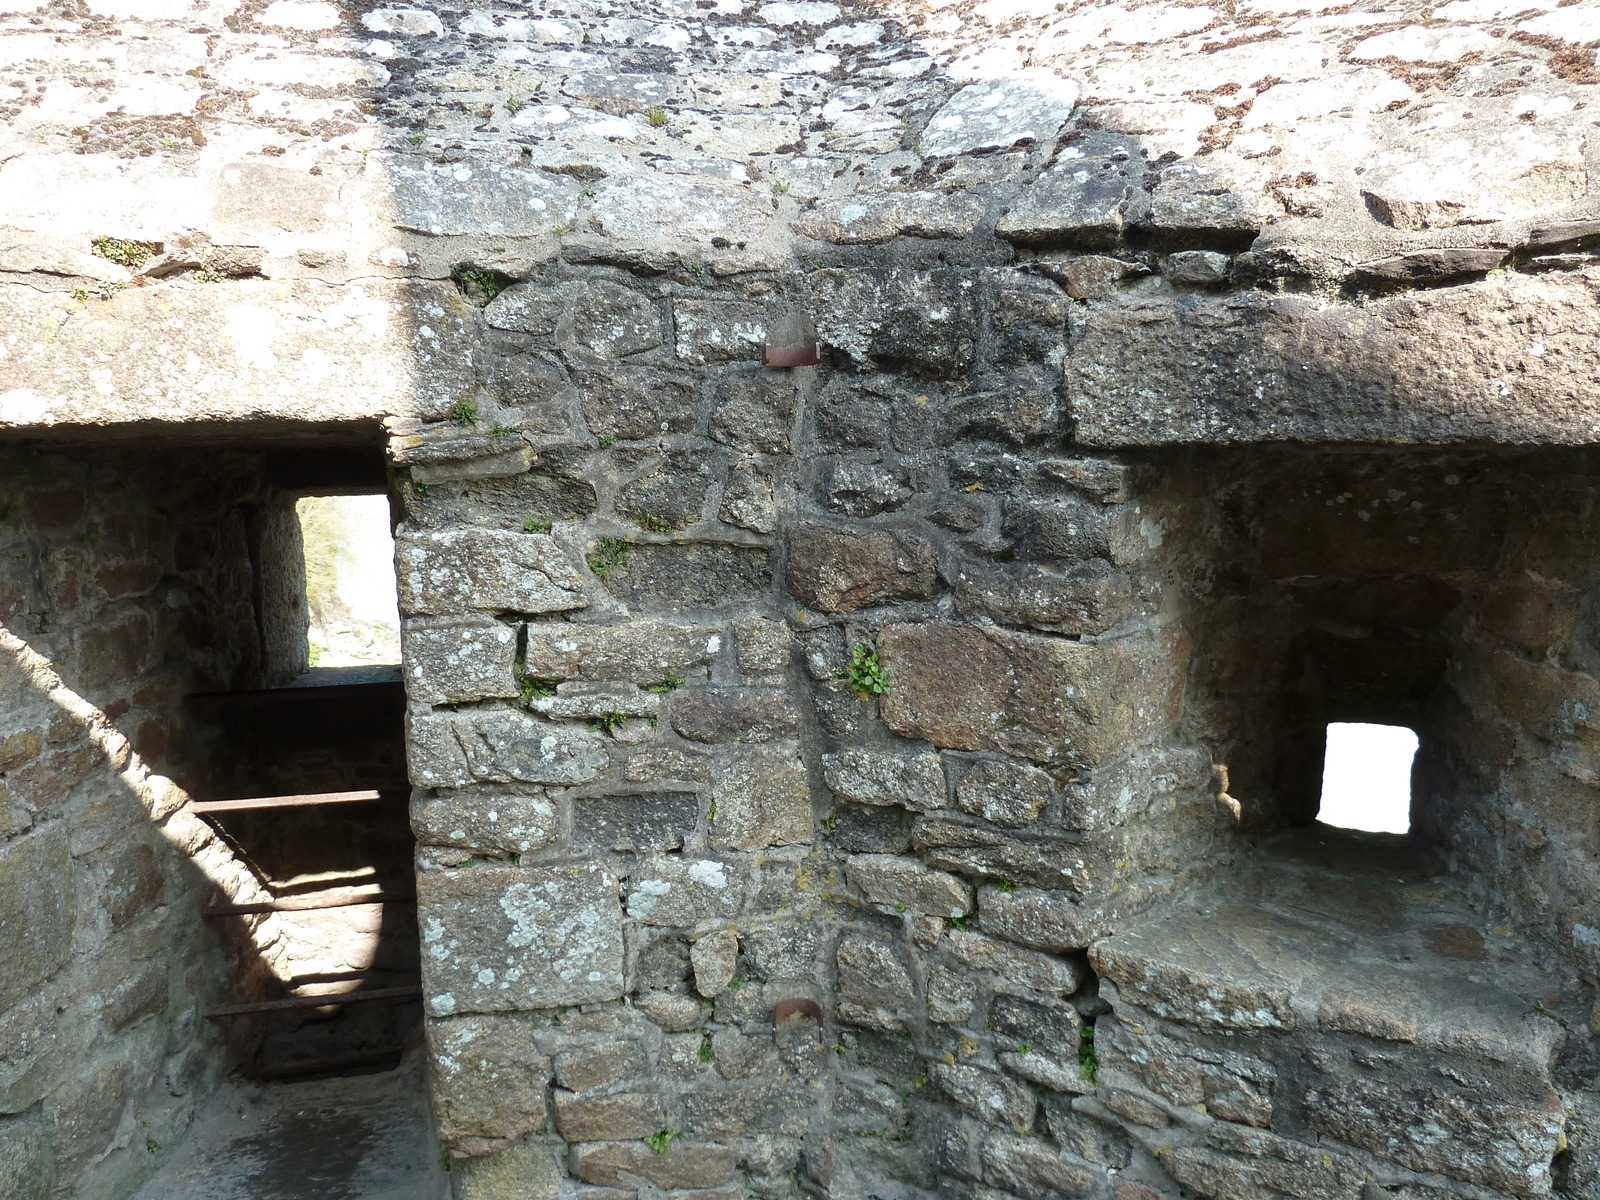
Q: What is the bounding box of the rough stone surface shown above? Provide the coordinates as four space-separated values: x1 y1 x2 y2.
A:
419 865 625 1013
397 530 588 616
427 1014 551 1153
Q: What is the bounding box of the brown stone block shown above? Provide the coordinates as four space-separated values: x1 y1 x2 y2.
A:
877 622 1184 766
1489 651 1600 743
0 824 73 1010
571 1139 737 1188
552 1091 665 1143
787 524 937 614
93 562 161 601
980 1130 1100 1197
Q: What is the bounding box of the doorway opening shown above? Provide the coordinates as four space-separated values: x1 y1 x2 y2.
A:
1317 722 1417 835
296 494 401 671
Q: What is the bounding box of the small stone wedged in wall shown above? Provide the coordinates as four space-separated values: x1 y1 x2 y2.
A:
708 741 811 850
573 791 699 854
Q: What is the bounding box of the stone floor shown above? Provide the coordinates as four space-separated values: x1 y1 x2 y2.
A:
129 1051 447 1200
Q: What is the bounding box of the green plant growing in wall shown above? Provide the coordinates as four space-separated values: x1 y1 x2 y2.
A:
587 535 632 580
1078 1023 1098 1083
698 1038 716 1062
91 236 156 268
523 515 552 534
448 397 479 426
646 106 668 127
636 513 674 533
992 877 1018 893
597 434 617 448
648 674 686 694
643 1128 681 1154
450 264 510 303
515 666 555 709
505 93 527 114
488 422 517 438
844 644 889 698
591 710 629 733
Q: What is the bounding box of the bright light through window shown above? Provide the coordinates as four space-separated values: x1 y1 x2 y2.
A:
296 494 400 667
1318 722 1417 834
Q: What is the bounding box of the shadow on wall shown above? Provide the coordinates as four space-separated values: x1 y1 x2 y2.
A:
0 440 412 1199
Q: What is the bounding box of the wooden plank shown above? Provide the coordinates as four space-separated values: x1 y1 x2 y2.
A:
202 889 415 917
206 985 421 1018
189 788 405 813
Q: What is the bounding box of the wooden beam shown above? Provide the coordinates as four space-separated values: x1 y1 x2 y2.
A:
189 788 406 813
202 889 415 917
206 985 421 1018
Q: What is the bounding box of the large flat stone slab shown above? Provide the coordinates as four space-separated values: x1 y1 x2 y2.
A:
419 863 625 1013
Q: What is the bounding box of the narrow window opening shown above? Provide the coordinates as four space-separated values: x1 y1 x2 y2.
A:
1318 722 1417 834
295 494 400 669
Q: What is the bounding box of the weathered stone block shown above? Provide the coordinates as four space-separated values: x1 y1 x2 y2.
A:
670 688 798 744
810 268 980 377
412 789 557 857
603 543 771 609
787 524 937 613
914 818 1085 891
980 1130 1099 1197
553 1041 647 1094
552 1090 665 1142
628 857 746 926
0 825 71 1010
877 623 1183 766
419 864 624 1013
1092 906 1348 1033
524 620 721 685
690 928 739 997
836 935 916 1031
1305 1079 1564 1198
615 449 714 531
1159 1122 1367 1200
951 561 1141 637
571 1139 738 1188
711 371 793 454
998 152 1143 249
427 1013 551 1153
0 1108 53 1200
946 931 1084 997
918 74 1080 157
396 529 588 616
1100 1023 1274 1129
637 989 706 1032
577 366 700 440
573 792 699 853
450 1136 564 1200
955 760 1054 828
732 617 792 676
561 280 664 360
708 743 811 850
387 155 579 237
676 300 766 365
407 710 609 788
934 1063 1035 1130
675 1077 814 1138
796 191 986 244
402 617 518 706
980 886 1112 953
483 283 565 335
822 749 945 811
846 854 970 918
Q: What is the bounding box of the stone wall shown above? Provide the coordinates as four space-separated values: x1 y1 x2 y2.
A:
4 0 1600 1195
0 442 323 1198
